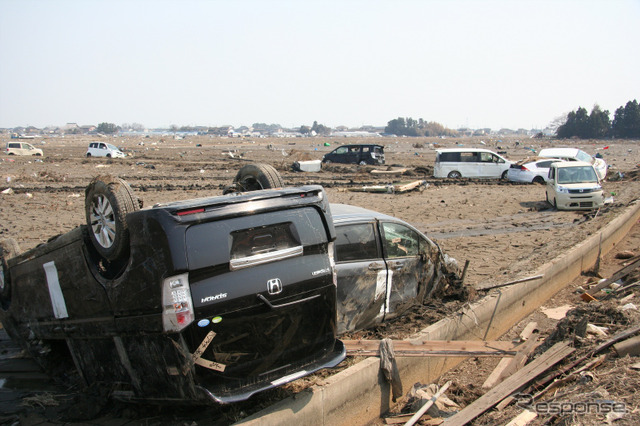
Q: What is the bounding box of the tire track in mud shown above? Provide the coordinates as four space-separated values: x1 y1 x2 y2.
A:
417 210 580 240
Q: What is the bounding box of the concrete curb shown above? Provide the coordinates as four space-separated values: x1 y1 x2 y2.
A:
238 201 640 425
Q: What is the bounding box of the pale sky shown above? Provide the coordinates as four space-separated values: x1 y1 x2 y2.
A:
1 0 638 131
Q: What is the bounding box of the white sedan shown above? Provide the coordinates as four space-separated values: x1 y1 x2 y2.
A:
507 158 564 184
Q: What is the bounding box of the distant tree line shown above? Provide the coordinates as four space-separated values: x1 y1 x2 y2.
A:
557 100 640 139
384 117 457 137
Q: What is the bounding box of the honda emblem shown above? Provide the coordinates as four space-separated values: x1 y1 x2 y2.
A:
267 278 283 295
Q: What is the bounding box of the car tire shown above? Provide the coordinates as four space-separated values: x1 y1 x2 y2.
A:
533 176 545 185
501 170 508 180
448 171 462 179
85 176 140 261
233 163 284 192
359 161 367 166
553 198 559 210
106 154 111 158
0 238 20 307
86 153 92 157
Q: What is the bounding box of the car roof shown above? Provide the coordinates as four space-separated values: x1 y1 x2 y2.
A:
551 161 593 169
337 144 383 148
539 148 582 157
330 203 398 224
435 148 499 154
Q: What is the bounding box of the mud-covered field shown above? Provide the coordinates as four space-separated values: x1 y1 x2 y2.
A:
2 134 640 288
1 134 640 424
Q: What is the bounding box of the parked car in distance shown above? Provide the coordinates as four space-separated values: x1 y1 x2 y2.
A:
322 144 385 166
0 164 345 404
86 142 126 158
331 204 461 335
433 148 513 179
539 148 607 181
546 161 604 210
5 142 43 156
507 158 564 184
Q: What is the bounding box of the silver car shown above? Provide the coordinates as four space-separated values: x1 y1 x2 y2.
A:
331 204 460 335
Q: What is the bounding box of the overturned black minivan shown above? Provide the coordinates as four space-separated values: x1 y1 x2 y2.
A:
0 164 345 404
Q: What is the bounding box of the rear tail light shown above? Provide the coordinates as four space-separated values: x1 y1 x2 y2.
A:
162 273 195 332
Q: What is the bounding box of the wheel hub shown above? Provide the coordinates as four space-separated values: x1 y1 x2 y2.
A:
90 195 116 249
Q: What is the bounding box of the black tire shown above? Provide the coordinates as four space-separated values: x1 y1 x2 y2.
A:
359 161 367 166
448 171 462 179
233 163 284 192
533 176 545 185
501 170 508 180
85 176 139 261
86 153 91 157
106 154 111 158
554 198 559 210
0 238 20 306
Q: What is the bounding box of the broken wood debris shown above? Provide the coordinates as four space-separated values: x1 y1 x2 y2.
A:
580 255 640 301
441 342 575 426
405 381 452 426
343 339 518 357
347 180 427 194
482 335 540 389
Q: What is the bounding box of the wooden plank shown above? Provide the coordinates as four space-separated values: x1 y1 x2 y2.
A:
482 337 539 390
482 358 512 389
505 410 537 426
442 342 574 426
343 340 517 357
519 322 538 341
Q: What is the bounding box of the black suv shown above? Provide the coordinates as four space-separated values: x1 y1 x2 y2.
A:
322 144 385 166
0 164 345 404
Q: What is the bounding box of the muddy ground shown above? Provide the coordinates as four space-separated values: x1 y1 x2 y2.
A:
1 135 640 424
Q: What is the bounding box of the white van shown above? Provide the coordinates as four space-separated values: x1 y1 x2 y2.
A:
86 142 126 158
5 142 44 156
433 148 513 179
546 161 604 210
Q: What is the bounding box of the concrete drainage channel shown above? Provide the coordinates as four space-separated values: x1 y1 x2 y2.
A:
237 201 640 426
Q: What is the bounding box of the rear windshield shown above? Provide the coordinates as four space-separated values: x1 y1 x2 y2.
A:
230 222 301 268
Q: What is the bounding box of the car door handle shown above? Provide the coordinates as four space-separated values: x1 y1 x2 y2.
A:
387 261 404 270
368 262 385 271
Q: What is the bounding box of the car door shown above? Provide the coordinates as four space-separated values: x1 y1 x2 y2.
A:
334 222 386 334
380 221 427 318
478 152 501 178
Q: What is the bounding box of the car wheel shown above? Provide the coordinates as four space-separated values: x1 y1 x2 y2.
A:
0 238 20 307
553 198 559 210
359 161 367 166
324 159 331 164
8 153 14 156
448 171 462 179
533 176 545 185
85 176 140 261
86 153 91 157
232 163 284 192
106 154 111 158
501 170 508 180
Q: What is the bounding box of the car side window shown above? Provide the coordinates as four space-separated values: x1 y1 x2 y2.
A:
99 143 106 149
335 147 348 155
381 222 419 258
335 223 378 262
